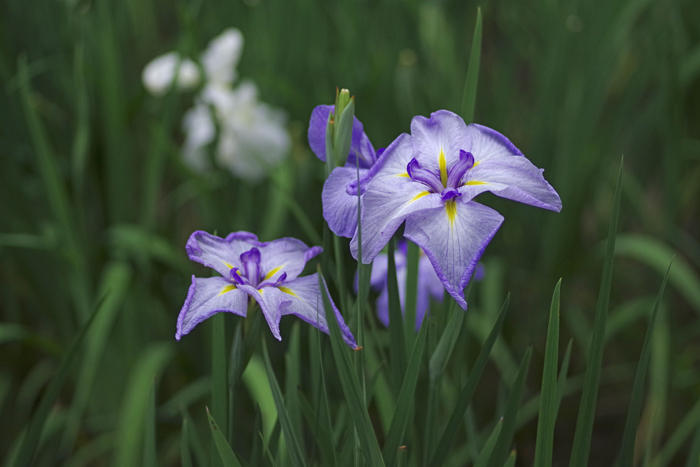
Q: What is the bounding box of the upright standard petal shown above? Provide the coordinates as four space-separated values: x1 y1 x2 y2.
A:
142 52 200 96
202 28 243 86
240 275 356 347
256 237 322 283
186 231 258 277
404 199 504 309
410 110 472 177
307 105 365 163
322 166 368 238
176 276 247 340
350 134 441 263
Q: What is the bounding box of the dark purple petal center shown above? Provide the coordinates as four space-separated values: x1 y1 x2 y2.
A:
407 158 443 193
239 247 262 287
446 150 474 188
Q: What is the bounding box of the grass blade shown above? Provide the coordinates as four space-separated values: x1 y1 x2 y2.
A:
382 321 428 466
181 417 193 467
428 294 510 467
298 390 337 467
211 312 228 466
387 238 407 393
555 339 574 421
404 241 420 346
485 347 533 467
460 7 483 124
206 407 243 467
143 380 158 467
474 419 503 467
9 294 109 467
318 269 386 467
534 279 562 467
262 338 308 467
429 299 464 380
569 157 624 467
619 261 672 467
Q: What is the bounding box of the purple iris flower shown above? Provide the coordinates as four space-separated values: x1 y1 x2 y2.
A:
351 110 561 309
308 105 382 238
176 230 356 347
370 241 443 330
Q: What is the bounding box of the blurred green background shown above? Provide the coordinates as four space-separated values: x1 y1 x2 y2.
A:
1 0 699 465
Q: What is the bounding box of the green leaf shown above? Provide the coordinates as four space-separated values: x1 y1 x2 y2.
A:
474 419 503 467
181 417 193 467
619 261 672 467
206 407 243 467
460 7 483 124
262 338 307 467
684 424 700 467
387 238 407 393
569 157 623 467
502 450 517 467
319 269 386 467
382 321 428 466
114 343 174 467
534 279 562 467
485 347 533 467
211 313 228 467
143 381 158 467
298 390 337 467
555 339 574 421
9 293 109 467
429 299 464 380
333 96 355 167
404 241 420 347
428 294 510 467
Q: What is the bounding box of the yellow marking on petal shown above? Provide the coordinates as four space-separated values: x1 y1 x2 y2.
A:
445 199 457 227
465 180 488 186
278 286 298 297
439 148 448 187
473 160 480 168
263 266 282 281
218 284 237 296
410 191 430 203
222 261 234 269
396 172 410 178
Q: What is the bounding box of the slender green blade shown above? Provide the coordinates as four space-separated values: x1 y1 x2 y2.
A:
429 299 464 380
285 323 304 456
9 294 109 467
318 270 386 467
619 261 672 467
298 390 337 467
428 294 510 467
262 339 307 467
206 407 243 467
569 158 624 467
555 339 574 421
460 7 483 124
485 347 533 467
387 238 407 393
684 424 700 467
114 343 174 467
404 241 420 348
143 381 158 467
211 312 228 467
534 279 562 467
474 419 503 467
502 450 517 467
181 417 193 467
382 321 428 466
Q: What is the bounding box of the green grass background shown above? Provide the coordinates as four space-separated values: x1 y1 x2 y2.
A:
1 0 699 465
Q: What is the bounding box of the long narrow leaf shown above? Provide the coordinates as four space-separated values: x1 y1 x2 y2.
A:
428 294 511 467
485 347 533 467
143 381 158 466
460 7 483 123
619 261 672 467
569 158 624 467
9 294 109 467
387 238 407 393
211 313 228 467
474 419 503 467
382 321 428 466
318 270 386 467
262 339 308 467
181 417 193 467
206 407 243 467
534 279 562 467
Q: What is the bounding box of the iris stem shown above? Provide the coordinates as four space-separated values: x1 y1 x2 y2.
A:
404 241 420 352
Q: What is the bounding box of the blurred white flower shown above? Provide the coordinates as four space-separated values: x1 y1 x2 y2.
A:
143 28 289 181
182 104 215 172
214 82 291 181
142 52 200 96
201 28 244 86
